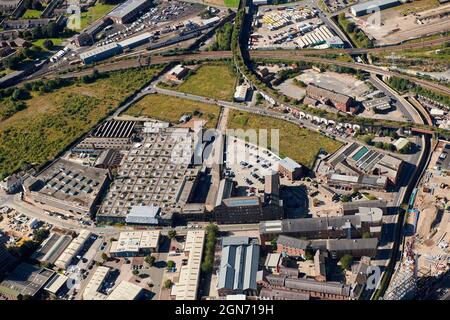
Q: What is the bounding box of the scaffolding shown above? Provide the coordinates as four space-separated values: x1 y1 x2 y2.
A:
384 239 418 300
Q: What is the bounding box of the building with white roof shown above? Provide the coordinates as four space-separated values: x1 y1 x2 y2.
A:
118 32 153 49
175 230 206 300
107 281 143 300
82 266 110 300
44 274 68 295
79 42 122 64
125 205 161 225
54 230 92 270
109 230 160 257
234 83 249 102
393 137 410 151
167 64 189 81
350 0 400 16
107 0 152 24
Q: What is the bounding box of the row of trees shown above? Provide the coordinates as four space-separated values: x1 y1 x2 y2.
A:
201 224 219 273
18 22 74 42
337 13 374 48
210 22 234 51
388 76 450 108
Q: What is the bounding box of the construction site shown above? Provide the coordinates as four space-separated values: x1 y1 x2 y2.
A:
351 1 450 45
387 140 450 300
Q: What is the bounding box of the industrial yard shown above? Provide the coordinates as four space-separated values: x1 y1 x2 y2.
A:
250 5 345 50
349 0 450 45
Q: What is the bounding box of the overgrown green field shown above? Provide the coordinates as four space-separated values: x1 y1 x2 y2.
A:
227 110 343 168
224 0 240 8
0 66 162 178
78 3 116 30
171 63 237 101
124 94 221 128
22 9 41 19
32 38 64 50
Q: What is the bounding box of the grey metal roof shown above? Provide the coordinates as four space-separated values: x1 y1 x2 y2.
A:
218 239 260 293
260 216 362 235
326 238 378 251
277 235 309 250
108 0 148 19
267 274 351 296
222 237 250 247
342 199 387 212
351 0 399 13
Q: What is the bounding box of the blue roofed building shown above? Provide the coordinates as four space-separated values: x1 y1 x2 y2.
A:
217 237 260 297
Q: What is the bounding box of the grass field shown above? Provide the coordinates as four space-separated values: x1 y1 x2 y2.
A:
78 3 116 30
0 66 162 179
32 38 64 50
22 9 42 19
223 0 240 7
124 94 221 128
174 63 237 101
227 110 343 169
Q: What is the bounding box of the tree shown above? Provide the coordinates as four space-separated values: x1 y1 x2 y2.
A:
304 249 315 261
270 237 277 249
145 255 155 267
132 269 139 275
167 229 177 240
33 228 49 243
101 252 108 261
163 279 173 289
340 254 354 271
362 231 371 239
166 260 175 270
43 39 54 50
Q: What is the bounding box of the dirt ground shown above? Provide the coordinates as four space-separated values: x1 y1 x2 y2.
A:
358 105 408 122
353 1 450 45
297 69 371 99
411 140 450 277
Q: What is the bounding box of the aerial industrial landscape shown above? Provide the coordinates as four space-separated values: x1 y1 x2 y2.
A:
0 0 449 304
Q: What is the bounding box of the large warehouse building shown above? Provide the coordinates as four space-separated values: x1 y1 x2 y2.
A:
107 0 152 24
350 0 401 17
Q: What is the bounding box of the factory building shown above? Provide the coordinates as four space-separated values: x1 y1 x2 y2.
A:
167 64 189 82
278 157 303 181
326 36 345 48
24 159 110 217
118 32 154 50
125 205 161 225
214 195 283 225
260 274 352 300
54 230 92 270
259 214 382 244
351 0 400 17
325 142 403 187
75 120 136 151
234 83 249 102
326 173 388 191
32 233 73 265
109 230 160 257
306 84 356 113
217 237 260 297
79 42 123 64
174 230 205 300
276 235 379 259
0 263 54 299
107 0 152 24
